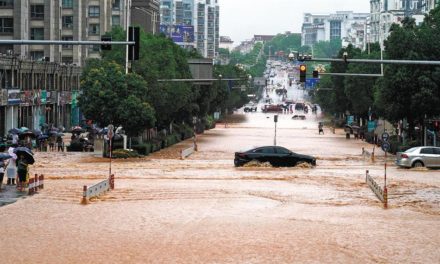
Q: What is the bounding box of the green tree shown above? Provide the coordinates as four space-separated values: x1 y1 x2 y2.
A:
312 39 342 58
79 59 156 136
344 43 382 118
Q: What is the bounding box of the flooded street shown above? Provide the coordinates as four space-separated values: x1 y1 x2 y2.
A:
0 110 439 263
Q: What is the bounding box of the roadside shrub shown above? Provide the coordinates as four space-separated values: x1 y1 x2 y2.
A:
164 134 180 147
112 149 140 159
132 143 152 156
204 115 216 130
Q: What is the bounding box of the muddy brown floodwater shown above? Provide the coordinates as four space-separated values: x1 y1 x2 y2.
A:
0 112 439 264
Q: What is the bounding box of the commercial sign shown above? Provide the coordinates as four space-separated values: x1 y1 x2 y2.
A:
160 24 194 43
367 121 376 132
7 89 21 105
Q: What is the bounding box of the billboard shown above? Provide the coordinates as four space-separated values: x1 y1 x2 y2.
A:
160 24 194 43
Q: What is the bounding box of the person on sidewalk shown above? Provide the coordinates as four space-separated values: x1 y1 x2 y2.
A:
6 145 17 185
16 154 29 192
0 159 6 190
318 122 324 135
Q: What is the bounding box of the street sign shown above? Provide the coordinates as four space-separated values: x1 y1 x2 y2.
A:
381 142 390 152
382 132 390 142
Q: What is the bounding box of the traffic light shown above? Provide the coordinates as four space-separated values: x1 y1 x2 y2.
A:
313 70 319 78
101 36 112 51
128 26 140 61
435 120 439 131
299 64 307 83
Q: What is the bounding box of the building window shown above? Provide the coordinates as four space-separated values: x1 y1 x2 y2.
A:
89 6 100 17
30 28 44 40
30 51 44 61
0 0 13 8
88 24 100 35
62 36 73 48
62 16 73 29
30 5 44 19
62 57 73 64
62 0 73 8
88 45 100 52
112 0 121 10
0 17 13 33
330 21 341 40
112 16 120 27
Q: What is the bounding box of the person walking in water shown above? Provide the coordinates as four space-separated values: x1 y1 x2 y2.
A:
318 122 324 135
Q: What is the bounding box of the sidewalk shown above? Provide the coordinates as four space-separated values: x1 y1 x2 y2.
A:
0 184 27 206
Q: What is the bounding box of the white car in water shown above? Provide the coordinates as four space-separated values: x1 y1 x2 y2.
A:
396 146 440 168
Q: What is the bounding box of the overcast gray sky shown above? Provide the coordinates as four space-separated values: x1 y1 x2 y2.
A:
220 0 370 44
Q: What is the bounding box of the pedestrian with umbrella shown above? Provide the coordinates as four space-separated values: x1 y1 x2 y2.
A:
0 153 12 189
6 145 17 185
14 147 34 191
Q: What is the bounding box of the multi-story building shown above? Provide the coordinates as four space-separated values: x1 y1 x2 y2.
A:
301 11 370 50
0 0 130 66
0 0 160 67
159 0 219 58
0 1 161 136
0 55 81 136
132 0 160 35
369 0 439 46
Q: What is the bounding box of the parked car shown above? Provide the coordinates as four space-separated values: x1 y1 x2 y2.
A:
243 103 257 112
234 146 316 167
396 146 440 168
292 115 306 120
262 104 283 113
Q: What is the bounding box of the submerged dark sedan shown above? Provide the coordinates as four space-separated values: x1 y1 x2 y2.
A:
234 146 316 167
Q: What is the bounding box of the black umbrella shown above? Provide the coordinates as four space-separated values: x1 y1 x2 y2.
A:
0 153 12 161
14 147 35 165
38 135 49 140
19 131 36 139
8 128 22 135
33 129 42 136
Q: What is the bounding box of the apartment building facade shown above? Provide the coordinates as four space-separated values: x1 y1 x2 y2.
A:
301 11 370 50
0 0 131 66
370 0 439 45
159 0 219 58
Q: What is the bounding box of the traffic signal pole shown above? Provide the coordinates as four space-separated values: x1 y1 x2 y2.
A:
310 57 440 66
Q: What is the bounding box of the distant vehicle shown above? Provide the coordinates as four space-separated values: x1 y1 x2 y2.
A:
243 103 257 112
262 104 283 113
396 146 440 168
234 146 316 167
295 103 305 111
292 115 306 120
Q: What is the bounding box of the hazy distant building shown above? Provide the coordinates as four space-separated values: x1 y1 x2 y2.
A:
301 11 370 50
159 0 219 58
370 0 439 46
219 36 234 51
